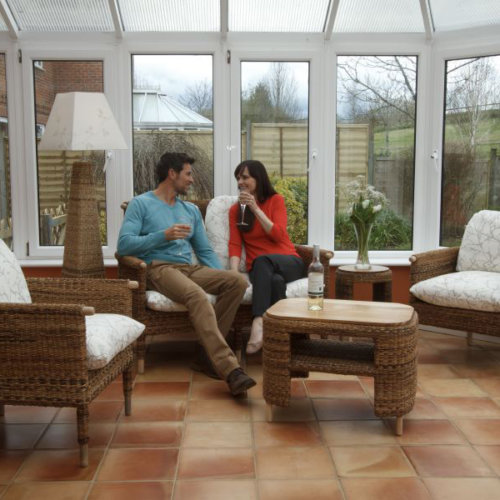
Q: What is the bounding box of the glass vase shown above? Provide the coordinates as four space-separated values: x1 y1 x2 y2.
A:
353 221 373 270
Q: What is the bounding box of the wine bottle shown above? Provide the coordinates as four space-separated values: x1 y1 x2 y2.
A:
308 244 324 311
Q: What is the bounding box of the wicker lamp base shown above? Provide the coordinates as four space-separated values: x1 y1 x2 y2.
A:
62 161 105 278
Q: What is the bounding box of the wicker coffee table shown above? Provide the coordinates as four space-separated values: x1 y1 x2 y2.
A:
263 298 418 435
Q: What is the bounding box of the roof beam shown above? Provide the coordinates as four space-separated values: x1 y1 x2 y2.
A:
108 0 123 38
220 0 228 40
419 0 434 40
0 0 18 39
324 0 340 41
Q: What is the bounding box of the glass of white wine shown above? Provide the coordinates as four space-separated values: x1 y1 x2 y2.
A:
236 190 249 227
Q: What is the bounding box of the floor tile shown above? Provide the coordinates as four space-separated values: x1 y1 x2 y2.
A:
405 398 447 420
305 380 366 398
136 362 192 382
255 447 335 478
331 446 415 478
341 477 431 500
120 399 186 422
320 420 397 446
174 479 257 500
0 451 29 481
132 381 190 399
258 479 343 500
455 419 500 445
404 445 494 477
423 477 500 500
396 420 466 445
432 397 500 418
95 382 125 401
449 363 500 379
36 423 114 449
187 398 251 421
190 381 234 400
1 406 57 424
475 445 500 475
253 422 322 447
2 481 90 499
0 424 46 449
251 399 316 422
111 422 182 447
417 364 460 379
97 448 178 481
418 378 486 397
54 401 123 423
183 422 252 448
313 398 376 420
178 447 254 479
471 378 500 397
15 449 103 481
88 481 173 500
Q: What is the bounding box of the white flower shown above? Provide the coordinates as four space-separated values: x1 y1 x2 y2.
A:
373 204 382 213
362 199 370 209
348 206 353 216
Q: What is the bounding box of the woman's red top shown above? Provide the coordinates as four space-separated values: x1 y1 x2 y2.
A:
228 194 298 271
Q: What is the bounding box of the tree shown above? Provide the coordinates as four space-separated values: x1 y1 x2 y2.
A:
265 63 301 121
179 79 213 120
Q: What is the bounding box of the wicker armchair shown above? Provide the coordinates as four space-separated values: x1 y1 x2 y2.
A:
0 250 141 467
116 198 333 373
409 246 500 343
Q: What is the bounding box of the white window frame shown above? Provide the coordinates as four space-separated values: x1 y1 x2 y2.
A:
19 45 124 262
227 35 331 248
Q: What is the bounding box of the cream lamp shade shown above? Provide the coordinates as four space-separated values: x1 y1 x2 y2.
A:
38 92 127 278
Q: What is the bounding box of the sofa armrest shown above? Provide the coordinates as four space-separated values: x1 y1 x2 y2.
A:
294 244 334 295
115 253 148 318
0 302 92 381
27 278 136 316
409 247 459 286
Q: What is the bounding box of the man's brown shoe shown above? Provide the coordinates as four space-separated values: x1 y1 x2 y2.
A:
226 368 256 396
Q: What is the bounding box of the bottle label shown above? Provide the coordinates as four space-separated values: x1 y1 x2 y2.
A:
308 273 324 294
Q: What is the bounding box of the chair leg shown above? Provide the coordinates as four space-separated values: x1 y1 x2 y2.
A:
123 365 134 416
467 332 473 346
0 404 5 417
136 335 146 374
76 405 89 467
396 416 404 436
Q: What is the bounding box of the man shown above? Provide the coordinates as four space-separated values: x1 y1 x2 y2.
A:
118 152 256 396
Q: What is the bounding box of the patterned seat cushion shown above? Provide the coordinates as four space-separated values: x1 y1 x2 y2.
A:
410 271 500 312
0 239 32 304
85 313 145 370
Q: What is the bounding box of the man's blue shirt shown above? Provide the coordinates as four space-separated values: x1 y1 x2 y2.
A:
117 191 222 269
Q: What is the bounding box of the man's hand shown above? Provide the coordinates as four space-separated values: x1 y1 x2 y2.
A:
164 224 191 241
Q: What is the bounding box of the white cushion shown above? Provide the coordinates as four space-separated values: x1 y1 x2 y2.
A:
0 239 31 304
205 195 246 273
146 276 308 311
85 313 145 370
410 271 500 312
457 210 500 273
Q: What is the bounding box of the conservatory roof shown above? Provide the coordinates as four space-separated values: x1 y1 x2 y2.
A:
0 0 498 38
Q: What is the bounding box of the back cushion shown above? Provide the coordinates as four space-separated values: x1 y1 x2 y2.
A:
457 210 500 272
0 239 32 303
205 195 246 272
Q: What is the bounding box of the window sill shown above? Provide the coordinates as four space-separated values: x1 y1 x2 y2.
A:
19 258 118 268
330 251 412 267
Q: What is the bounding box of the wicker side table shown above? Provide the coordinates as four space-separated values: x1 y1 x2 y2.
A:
335 265 392 302
263 298 418 435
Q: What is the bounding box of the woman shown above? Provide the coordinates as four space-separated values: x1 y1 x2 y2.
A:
229 160 305 354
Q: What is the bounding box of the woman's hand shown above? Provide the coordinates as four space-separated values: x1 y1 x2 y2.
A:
238 191 257 211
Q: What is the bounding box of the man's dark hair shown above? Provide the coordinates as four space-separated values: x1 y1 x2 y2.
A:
156 152 195 183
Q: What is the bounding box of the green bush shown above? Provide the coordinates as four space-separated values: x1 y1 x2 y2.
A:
335 208 412 250
270 174 307 244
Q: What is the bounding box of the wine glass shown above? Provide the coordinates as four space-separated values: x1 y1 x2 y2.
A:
176 215 192 255
236 190 248 227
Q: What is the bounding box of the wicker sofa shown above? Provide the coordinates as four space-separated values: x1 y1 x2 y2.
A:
409 210 500 343
116 195 333 373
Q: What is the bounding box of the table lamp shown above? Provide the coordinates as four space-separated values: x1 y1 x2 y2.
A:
38 92 127 278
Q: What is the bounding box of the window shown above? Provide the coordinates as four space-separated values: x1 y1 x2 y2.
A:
240 61 309 244
0 54 10 248
335 55 417 251
441 54 500 246
34 60 105 246
132 55 214 199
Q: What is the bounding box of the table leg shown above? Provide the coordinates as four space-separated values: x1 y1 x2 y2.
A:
266 404 275 422
396 416 403 436
373 281 392 302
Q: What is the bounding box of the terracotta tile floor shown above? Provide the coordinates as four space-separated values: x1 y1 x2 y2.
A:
1 330 500 500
